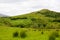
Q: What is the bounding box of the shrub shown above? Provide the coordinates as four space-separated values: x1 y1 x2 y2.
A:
43 24 46 28
53 20 60 22
19 25 24 28
20 31 27 38
13 32 19 37
41 31 44 34
54 32 59 37
49 35 55 40
33 29 36 31
56 29 59 32
31 18 36 21
49 32 59 40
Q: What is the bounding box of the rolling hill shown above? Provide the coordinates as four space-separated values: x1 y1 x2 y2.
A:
0 9 60 29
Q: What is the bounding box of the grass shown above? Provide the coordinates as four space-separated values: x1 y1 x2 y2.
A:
0 26 60 40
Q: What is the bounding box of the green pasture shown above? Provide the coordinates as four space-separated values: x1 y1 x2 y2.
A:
0 26 60 40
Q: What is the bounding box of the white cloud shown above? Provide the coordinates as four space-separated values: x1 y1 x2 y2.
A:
0 0 60 16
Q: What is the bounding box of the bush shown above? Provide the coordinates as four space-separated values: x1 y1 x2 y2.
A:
56 29 59 31
20 31 27 38
49 35 55 40
41 31 44 34
13 32 19 37
49 32 59 40
33 29 36 31
54 32 59 37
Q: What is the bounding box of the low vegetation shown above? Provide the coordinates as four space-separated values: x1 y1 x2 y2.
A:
20 31 27 38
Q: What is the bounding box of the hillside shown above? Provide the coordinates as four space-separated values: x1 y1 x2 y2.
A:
0 9 60 29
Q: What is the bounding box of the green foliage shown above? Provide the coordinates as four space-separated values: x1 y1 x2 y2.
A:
20 31 27 38
49 31 59 40
41 31 44 34
53 31 59 37
13 32 19 37
49 35 55 40
40 9 60 18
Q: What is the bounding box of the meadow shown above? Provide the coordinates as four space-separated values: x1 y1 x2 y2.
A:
0 26 60 40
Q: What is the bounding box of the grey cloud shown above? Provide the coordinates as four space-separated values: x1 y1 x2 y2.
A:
0 0 60 16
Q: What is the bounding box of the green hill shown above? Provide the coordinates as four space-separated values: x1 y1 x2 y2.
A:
0 9 60 29
0 9 60 40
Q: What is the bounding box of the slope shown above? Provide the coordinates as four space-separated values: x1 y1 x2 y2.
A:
0 9 60 29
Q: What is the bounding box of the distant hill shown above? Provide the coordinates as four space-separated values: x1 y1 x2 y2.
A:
0 9 60 29
0 14 8 17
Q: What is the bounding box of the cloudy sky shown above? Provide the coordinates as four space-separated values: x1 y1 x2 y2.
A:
0 0 60 16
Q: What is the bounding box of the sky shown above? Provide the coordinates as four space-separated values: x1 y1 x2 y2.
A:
0 0 60 16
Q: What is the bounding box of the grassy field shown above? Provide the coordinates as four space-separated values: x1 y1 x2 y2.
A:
0 26 60 40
